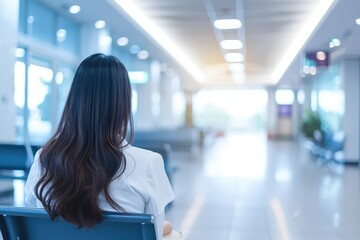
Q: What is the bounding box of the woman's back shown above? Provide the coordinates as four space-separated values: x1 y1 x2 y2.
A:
24 53 174 239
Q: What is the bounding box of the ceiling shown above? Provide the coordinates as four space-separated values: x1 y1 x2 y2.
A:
39 0 360 89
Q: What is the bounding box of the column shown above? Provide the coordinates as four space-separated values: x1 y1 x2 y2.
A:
340 59 360 163
0 0 19 142
291 89 300 138
134 60 159 130
159 73 174 128
185 90 193 128
267 87 277 139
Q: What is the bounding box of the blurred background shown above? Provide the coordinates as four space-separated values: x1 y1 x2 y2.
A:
0 0 360 239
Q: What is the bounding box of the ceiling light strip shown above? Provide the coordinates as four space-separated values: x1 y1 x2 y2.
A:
112 0 205 83
271 0 338 84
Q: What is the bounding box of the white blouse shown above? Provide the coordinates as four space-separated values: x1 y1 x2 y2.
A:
24 144 175 239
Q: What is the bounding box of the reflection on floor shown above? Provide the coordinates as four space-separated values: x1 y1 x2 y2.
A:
1 131 359 240
166 131 360 240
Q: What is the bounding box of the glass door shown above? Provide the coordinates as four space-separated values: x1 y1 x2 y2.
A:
27 56 54 144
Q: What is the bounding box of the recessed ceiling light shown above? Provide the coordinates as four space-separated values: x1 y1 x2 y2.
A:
225 53 244 62
99 36 112 46
332 38 341 46
309 66 317 75
356 18 360 25
329 38 341 48
137 50 149 60
214 19 241 29
316 51 326 61
69 5 81 14
27 16 34 24
228 63 245 72
117 37 128 46
56 29 67 42
95 20 106 29
231 72 245 81
129 45 140 54
220 40 243 50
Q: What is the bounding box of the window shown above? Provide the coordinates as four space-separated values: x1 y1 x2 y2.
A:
14 60 26 142
27 57 54 143
275 89 294 105
194 89 268 130
28 0 56 45
57 16 80 53
19 0 27 34
56 66 75 120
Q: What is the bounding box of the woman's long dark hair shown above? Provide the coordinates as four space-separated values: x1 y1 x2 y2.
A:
35 53 134 228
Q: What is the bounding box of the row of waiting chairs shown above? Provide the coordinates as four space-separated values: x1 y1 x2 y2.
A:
0 144 40 180
0 142 173 181
0 206 157 240
0 143 166 239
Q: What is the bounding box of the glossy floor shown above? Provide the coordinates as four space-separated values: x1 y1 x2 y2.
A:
166 131 360 240
1 131 359 240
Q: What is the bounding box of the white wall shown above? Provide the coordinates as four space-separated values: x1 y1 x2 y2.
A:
0 0 19 142
341 59 360 163
266 88 277 138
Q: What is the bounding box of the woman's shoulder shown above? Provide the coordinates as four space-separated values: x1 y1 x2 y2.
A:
123 144 163 173
125 144 162 162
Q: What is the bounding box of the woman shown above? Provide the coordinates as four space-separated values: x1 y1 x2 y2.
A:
24 53 177 239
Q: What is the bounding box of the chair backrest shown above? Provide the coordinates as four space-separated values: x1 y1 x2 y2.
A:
0 144 32 171
0 206 157 240
0 144 34 179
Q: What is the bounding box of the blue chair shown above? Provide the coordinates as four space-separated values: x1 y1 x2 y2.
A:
0 206 157 240
0 144 34 180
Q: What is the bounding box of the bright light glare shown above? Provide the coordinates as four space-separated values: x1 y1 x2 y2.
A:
15 48 25 58
55 72 64 85
113 0 205 83
14 61 25 108
311 90 317 112
225 53 244 62
271 0 336 84
194 89 268 121
297 90 305 105
220 40 243 50
214 19 242 29
28 64 53 110
231 72 245 81
99 35 112 46
275 169 292 182
356 18 360 25
69 5 81 14
95 20 106 29
203 131 266 178
275 89 294 105
229 63 245 72
131 89 138 114
128 71 148 84
318 90 344 114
